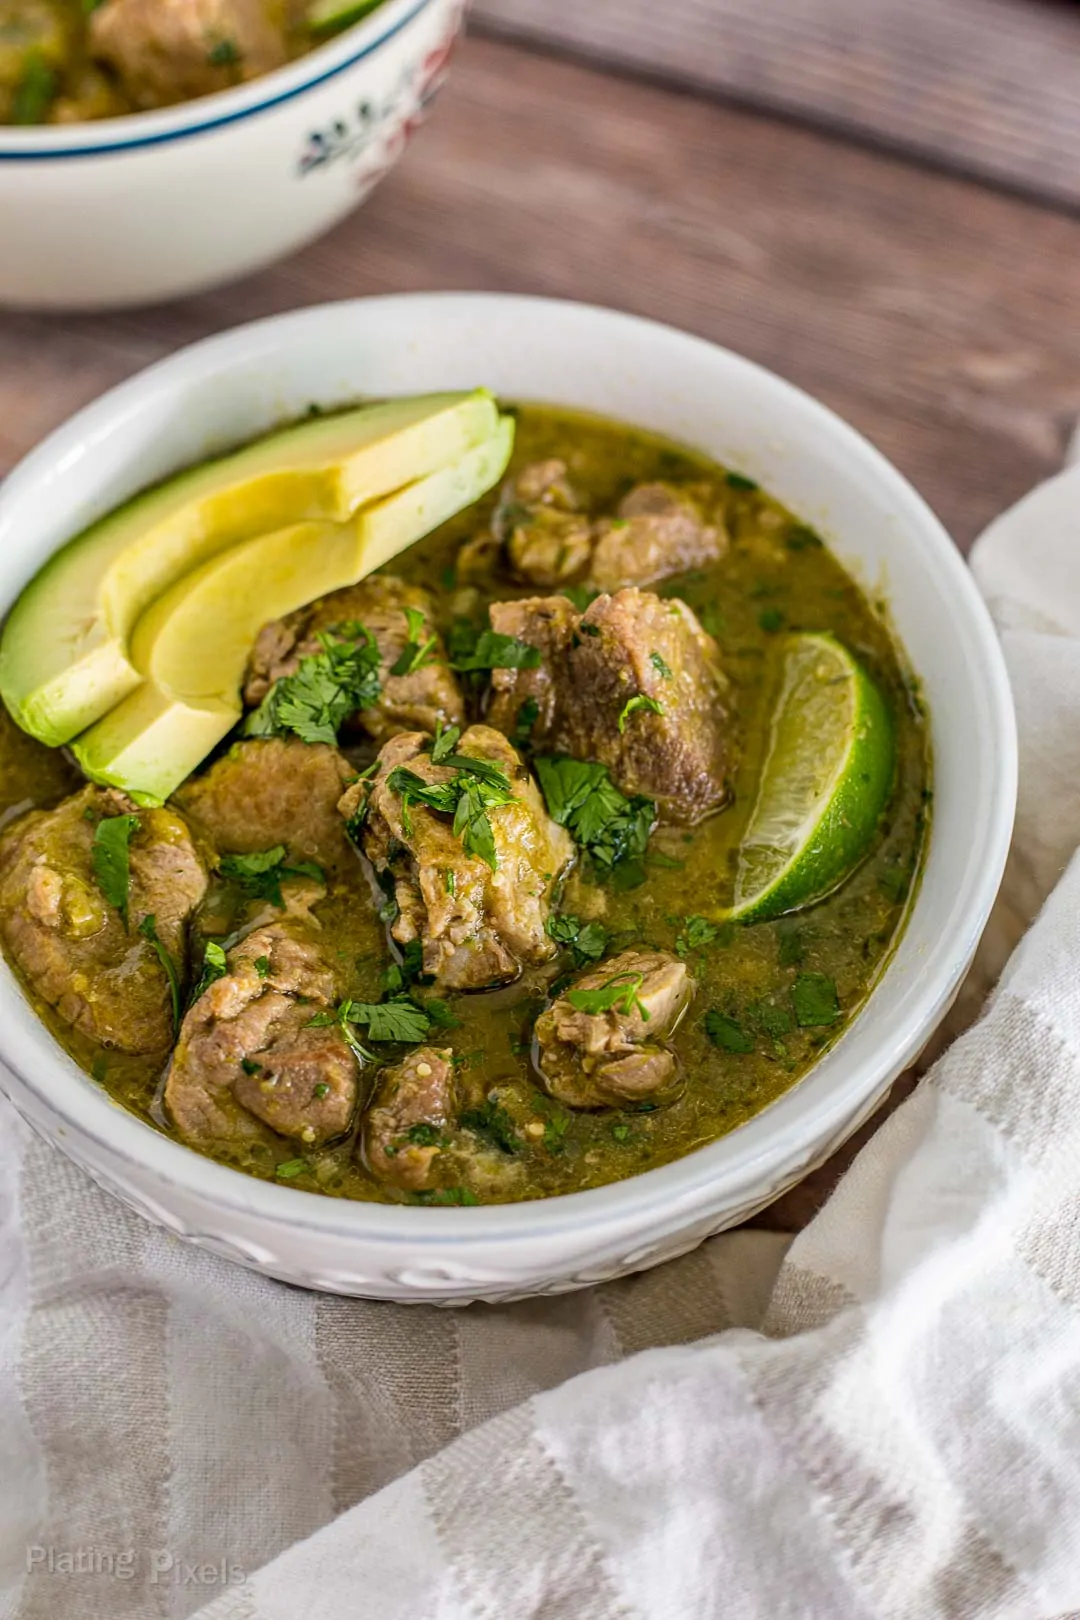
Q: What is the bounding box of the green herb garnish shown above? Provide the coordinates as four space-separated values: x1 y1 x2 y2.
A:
388 757 514 872
313 996 432 1045
567 971 648 1020
451 629 542 673
618 694 665 733
430 721 461 764
758 608 785 633
792 974 840 1028
390 606 439 677
513 696 540 749
254 955 270 978
91 813 140 925
245 625 381 745
240 1058 263 1077
208 36 241 65
534 755 655 875
218 846 325 908
674 914 720 957
190 939 228 1004
705 1011 754 1053
137 914 181 1030
649 652 673 679
12 54 57 125
461 1098 520 1155
546 913 609 966
725 472 759 492
275 1159 308 1180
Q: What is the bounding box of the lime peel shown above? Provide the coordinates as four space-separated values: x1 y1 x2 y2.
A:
729 633 894 923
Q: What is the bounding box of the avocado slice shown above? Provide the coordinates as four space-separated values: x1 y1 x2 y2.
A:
72 419 515 803
0 391 500 748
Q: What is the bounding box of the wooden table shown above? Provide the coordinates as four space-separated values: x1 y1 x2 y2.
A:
2 28 1079 1225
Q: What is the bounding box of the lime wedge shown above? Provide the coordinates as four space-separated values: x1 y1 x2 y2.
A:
730 633 894 922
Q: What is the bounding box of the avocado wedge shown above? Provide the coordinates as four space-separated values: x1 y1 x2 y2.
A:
0 390 500 748
72 420 514 802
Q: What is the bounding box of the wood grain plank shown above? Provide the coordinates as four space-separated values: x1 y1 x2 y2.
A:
2 37 1077 550
473 0 1080 209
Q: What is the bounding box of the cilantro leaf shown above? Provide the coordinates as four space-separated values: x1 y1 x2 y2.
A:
414 1186 480 1206
758 608 785 633
534 755 655 874
388 756 514 872
792 974 841 1028
390 606 439 677
725 471 759 492
245 626 381 745
451 629 542 672
207 36 241 65
12 53 57 125
137 914 181 1030
705 1010 755 1053
190 939 228 1004
218 847 325 908
567 971 648 1020
320 996 432 1044
513 696 540 749
674 914 720 957
461 1098 520 1155
91 814 140 925
275 1159 308 1180
649 652 673 679
430 721 461 764
618 693 665 733
546 913 609 966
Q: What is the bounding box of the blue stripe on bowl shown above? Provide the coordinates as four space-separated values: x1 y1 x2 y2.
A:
0 0 434 162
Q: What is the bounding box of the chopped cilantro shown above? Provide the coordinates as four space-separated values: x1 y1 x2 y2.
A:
422 997 461 1029
406 1122 443 1147
137 915 180 1030
417 1186 479 1206
315 995 432 1046
218 846 325 908
611 1122 632 1142
777 923 804 968
275 1159 307 1180
546 913 609 965
513 695 541 749
618 693 665 732
245 625 381 745
786 524 823 552
758 608 785 633
560 585 601 613
725 471 759 492
461 1098 520 1155
705 1010 754 1053
91 813 140 925
208 36 241 65
190 939 228 1004
674 914 720 957
567 971 648 1020
12 54 57 125
579 622 601 637
254 955 270 978
445 869 456 895
451 629 542 672
240 1058 262 1077
534 755 655 875
390 606 439 677
314 1082 330 1099
792 974 841 1028
650 651 673 679
754 1002 794 1042
430 721 461 764
388 757 514 872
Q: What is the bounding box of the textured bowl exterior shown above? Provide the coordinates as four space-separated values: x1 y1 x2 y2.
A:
0 0 464 310
0 295 1017 1302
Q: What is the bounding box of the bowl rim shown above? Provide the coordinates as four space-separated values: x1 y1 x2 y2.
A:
0 0 439 161
0 292 1018 1247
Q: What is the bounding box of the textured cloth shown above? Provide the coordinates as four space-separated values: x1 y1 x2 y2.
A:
2 457 1080 1620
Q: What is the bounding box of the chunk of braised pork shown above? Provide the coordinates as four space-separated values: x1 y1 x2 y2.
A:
536 949 692 1108
165 923 359 1151
486 588 731 823
497 459 594 587
0 786 207 1055
88 0 287 109
588 483 726 591
243 577 465 743
341 725 573 991
362 1046 456 1191
175 737 357 875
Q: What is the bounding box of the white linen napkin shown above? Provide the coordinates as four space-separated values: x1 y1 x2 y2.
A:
2 455 1080 1620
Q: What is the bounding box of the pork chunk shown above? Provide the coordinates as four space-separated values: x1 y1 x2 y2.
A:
588 483 726 591
496 459 593 587
243 577 465 743
536 949 692 1108
362 1046 456 1191
0 786 207 1055
341 725 573 991
175 738 357 875
486 588 731 823
165 923 359 1151
88 0 287 110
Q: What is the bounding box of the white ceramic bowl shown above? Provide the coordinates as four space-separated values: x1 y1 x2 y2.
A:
0 0 465 311
0 294 1017 1302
